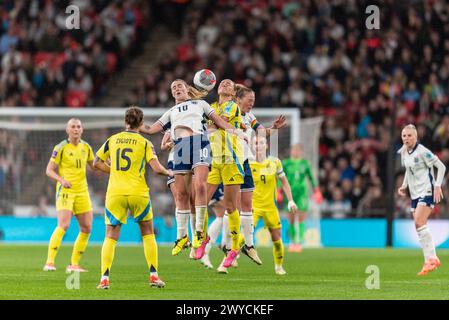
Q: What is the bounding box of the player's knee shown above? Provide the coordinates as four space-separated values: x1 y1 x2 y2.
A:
80 225 91 234
270 229 281 241
58 222 70 231
415 220 425 229
195 182 207 198
224 204 236 213
176 191 189 207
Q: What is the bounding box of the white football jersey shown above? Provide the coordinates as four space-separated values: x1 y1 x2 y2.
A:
401 144 438 199
241 111 260 162
157 99 214 139
168 148 174 162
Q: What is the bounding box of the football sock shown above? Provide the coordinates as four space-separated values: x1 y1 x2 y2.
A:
189 212 196 239
205 216 223 255
227 209 241 251
240 212 254 247
46 226 66 264
273 239 284 266
417 225 436 261
71 232 90 266
238 233 245 248
221 212 231 249
101 237 117 277
143 234 158 275
293 220 301 244
203 209 209 235
195 206 207 233
176 209 190 239
299 221 306 243
288 224 295 244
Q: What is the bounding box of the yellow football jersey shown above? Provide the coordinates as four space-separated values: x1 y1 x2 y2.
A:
250 156 284 211
96 131 157 197
50 139 94 194
209 100 244 164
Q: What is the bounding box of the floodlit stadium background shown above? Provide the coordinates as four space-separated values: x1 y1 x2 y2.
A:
1 0 449 248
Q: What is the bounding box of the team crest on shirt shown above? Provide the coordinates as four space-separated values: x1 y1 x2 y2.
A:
414 157 419 163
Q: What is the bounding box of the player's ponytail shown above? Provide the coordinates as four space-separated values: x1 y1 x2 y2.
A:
235 84 254 100
173 79 208 100
187 85 208 99
398 124 418 156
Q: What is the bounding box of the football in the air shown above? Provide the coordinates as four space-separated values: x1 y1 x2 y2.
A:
193 69 216 92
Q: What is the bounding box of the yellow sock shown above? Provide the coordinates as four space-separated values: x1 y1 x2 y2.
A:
202 207 209 235
46 226 66 264
238 233 245 247
142 234 158 274
273 239 284 266
227 209 241 251
71 232 90 266
101 237 117 276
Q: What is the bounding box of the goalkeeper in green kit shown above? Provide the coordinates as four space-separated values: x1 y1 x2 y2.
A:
282 144 322 252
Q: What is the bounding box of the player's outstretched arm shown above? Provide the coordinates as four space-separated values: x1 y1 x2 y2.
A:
140 122 163 135
279 175 298 214
46 160 71 188
209 112 248 142
149 158 173 177
93 156 110 174
261 115 287 137
161 132 174 151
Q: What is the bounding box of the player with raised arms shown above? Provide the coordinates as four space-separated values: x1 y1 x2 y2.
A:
140 79 246 261
251 135 298 275
204 79 255 270
236 85 286 264
283 144 323 252
94 106 172 289
397 124 446 275
43 118 96 272
207 84 287 272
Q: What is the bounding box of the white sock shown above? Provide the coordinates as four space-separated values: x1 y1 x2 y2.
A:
176 209 189 239
240 212 254 247
417 225 436 261
221 212 231 250
205 217 223 255
189 212 196 240
195 206 207 232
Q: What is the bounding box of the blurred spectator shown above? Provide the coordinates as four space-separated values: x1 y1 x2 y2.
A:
357 185 387 218
0 0 150 107
31 195 50 217
322 188 352 219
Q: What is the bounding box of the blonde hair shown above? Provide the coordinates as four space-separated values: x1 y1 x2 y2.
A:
173 79 208 100
398 124 418 155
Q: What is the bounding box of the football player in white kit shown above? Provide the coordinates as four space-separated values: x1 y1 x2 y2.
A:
140 79 246 259
398 124 446 275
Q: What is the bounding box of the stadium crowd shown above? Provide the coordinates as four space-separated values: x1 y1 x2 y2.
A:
126 0 449 218
0 0 148 107
1 0 449 218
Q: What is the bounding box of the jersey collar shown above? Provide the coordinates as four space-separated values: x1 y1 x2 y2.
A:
407 142 419 155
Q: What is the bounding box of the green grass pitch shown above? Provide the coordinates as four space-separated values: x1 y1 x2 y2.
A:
1 244 449 300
